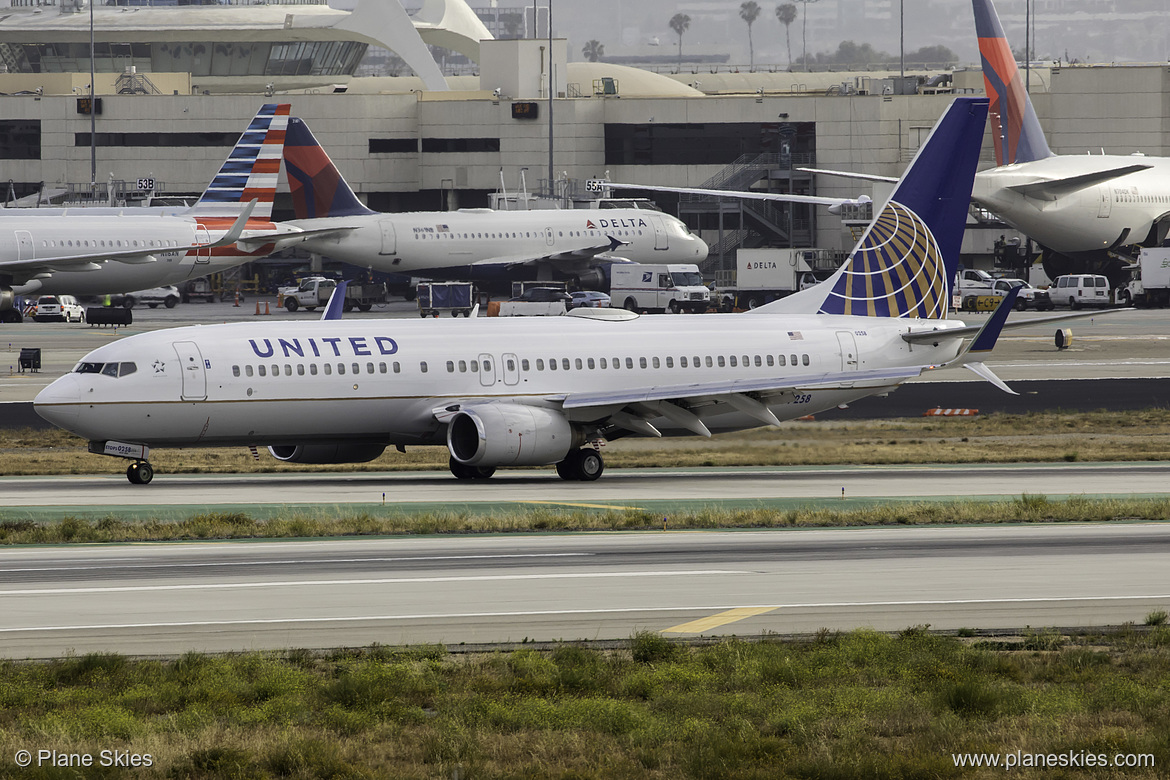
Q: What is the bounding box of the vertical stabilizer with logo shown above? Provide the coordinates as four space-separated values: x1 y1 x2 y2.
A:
974 0 1053 166
283 117 377 219
761 97 989 319
191 104 291 221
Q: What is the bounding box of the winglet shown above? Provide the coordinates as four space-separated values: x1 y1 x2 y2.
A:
321 280 348 321
967 285 1020 353
202 199 257 249
954 286 1021 395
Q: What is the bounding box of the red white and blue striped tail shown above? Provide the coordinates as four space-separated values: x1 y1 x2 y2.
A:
192 103 290 221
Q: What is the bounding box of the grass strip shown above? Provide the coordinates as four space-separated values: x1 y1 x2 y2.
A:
2 494 1170 545
0 627 1167 778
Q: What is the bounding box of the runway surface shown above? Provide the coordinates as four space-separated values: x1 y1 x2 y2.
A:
2 524 1167 657
4 462 1169 515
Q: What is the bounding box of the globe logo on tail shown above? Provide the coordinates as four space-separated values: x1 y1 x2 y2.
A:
820 201 948 319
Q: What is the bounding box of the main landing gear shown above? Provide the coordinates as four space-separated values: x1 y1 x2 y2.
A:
126 461 154 485
556 448 604 481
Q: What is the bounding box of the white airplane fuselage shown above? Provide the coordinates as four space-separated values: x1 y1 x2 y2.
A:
0 212 286 296
289 207 708 279
973 156 1170 254
34 312 964 448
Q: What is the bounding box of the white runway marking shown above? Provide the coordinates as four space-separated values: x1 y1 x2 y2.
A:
0 569 744 595
4 594 1169 634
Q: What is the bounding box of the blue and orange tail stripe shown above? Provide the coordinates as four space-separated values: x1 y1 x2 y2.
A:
817 97 989 319
973 0 1052 165
283 117 376 219
194 103 290 220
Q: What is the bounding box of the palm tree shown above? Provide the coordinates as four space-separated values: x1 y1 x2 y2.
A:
583 40 605 62
795 0 820 71
740 2 761 70
776 3 797 68
669 13 691 72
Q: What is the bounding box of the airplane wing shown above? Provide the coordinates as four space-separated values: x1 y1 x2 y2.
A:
797 167 900 183
1004 164 1153 200
468 236 630 268
0 200 256 273
236 224 363 253
607 181 870 210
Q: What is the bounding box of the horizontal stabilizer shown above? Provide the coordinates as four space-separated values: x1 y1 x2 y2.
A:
607 181 867 208
1006 164 1152 200
901 304 1132 345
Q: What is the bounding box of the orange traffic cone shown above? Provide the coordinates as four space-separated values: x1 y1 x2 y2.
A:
254 301 261 316
264 301 270 315
233 291 240 307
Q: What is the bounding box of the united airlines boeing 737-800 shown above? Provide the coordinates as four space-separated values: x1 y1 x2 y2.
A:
280 118 708 290
0 104 315 322
34 98 1112 485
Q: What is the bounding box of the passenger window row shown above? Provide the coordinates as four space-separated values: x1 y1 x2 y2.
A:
43 238 181 250
232 361 401 378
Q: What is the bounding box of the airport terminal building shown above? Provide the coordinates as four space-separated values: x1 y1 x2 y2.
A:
4 0 1170 271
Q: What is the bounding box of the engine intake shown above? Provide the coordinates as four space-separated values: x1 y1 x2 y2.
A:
448 404 578 467
268 443 386 464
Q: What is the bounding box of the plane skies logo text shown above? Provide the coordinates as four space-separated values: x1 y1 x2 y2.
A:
586 218 649 230
249 336 399 359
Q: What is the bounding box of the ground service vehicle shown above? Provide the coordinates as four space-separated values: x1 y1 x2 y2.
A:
1116 248 1170 307
717 249 820 311
1050 274 1112 308
122 286 181 309
610 263 709 314
570 291 611 309
281 277 387 313
33 295 84 323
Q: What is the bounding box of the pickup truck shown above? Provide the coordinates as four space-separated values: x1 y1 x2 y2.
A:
279 277 387 312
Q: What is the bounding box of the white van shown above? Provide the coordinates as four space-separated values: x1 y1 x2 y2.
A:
610 263 710 314
33 295 85 323
1049 274 1111 309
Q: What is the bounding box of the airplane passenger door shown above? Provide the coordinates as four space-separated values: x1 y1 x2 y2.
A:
835 331 859 371
173 341 208 401
15 230 33 261
502 353 520 386
193 224 212 264
379 219 396 255
1098 185 1112 218
650 216 669 250
478 353 497 387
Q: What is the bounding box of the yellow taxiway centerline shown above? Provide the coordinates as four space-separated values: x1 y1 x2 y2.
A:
662 606 779 634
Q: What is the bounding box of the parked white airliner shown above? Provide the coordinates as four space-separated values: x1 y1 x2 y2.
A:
0 104 315 322
33 98 1111 485
966 0 1170 281
280 118 708 290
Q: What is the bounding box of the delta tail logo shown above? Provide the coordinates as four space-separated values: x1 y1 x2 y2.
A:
818 200 948 318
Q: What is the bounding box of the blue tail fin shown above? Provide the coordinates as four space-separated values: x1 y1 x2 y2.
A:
192 104 289 220
973 0 1053 165
283 117 376 219
765 97 988 320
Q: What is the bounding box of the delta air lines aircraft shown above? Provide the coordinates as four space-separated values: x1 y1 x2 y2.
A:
34 98 1111 485
0 104 318 322
280 118 708 290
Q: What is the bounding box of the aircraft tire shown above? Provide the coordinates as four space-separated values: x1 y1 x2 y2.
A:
449 457 495 480
127 462 154 485
285 298 299 312
557 449 604 481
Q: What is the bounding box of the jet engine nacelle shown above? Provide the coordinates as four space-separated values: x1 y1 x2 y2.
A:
447 404 578 467
268 443 386 464
572 268 606 290
0 287 15 313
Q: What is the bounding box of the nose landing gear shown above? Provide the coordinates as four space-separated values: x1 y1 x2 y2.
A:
126 461 155 485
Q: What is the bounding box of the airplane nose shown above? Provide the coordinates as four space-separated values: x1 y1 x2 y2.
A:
694 234 710 257
34 374 81 430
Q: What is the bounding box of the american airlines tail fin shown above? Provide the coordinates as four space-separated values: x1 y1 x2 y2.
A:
760 97 988 320
973 0 1053 165
283 117 377 220
191 104 290 221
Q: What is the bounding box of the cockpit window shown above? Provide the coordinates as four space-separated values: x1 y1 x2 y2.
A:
74 361 137 377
